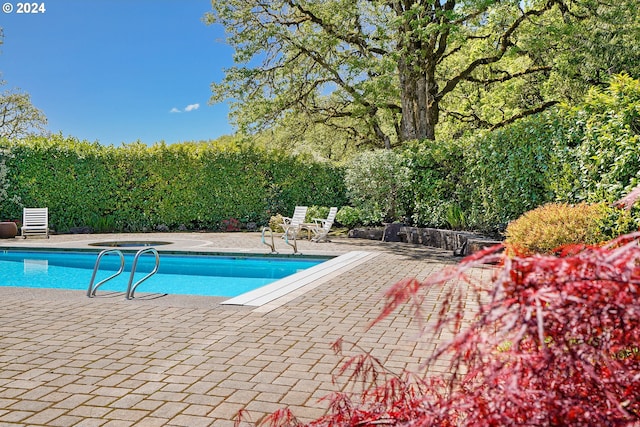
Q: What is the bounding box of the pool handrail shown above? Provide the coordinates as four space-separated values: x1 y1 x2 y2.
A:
283 228 300 254
261 226 277 254
87 249 126 297
126 247 160 300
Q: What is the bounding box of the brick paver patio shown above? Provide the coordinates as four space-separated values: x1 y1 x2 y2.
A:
0 232 491 426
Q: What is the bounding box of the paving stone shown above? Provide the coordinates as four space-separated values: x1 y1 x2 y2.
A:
149 401 189 419
21 408 67 425
0 409 33 422
103 408 149 422
167 414 216 426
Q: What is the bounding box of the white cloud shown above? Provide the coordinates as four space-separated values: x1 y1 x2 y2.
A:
170 103 200 114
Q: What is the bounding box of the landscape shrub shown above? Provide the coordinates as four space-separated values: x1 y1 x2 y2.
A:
402 139 466 228
261 151 347 220
1 136 120 232
219 217 241 232
344 149 411 225
461 112 566 232
268 214 284 233
0 136 346 232
335 206 362 229
444 202 467 230
260 233 640 426
306 205 330 223
0 147 22 217
554 74 640 207
505 202 635 255
398 109 577 233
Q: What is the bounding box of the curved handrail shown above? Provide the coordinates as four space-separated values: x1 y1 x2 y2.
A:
283 229 299 254
261 226 277 253
87 249 125 297
126 247 160 299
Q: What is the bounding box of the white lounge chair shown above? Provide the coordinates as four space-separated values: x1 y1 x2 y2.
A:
310 207 337 242
281 206 307 239
22 207 49 238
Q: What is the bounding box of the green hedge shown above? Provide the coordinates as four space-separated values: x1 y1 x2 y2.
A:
553 74 640 204
0 136 346 233
402 139 466 228
460 113 567 231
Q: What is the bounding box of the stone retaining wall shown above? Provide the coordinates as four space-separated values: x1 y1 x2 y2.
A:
348 225 502 256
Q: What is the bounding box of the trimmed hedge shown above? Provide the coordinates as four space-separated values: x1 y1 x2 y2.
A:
460 112 567 231
0 136 347 233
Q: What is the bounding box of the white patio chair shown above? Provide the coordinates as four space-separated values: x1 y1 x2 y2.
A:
310 207 337 242
281 206 308 240
22 207 49 238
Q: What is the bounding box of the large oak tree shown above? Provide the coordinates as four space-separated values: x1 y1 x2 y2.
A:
206 0 638 146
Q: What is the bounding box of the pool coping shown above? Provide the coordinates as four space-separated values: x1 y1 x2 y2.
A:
0 245 334 259
222 251 378 311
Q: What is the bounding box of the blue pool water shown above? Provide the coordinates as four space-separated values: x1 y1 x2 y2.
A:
0 250 326 297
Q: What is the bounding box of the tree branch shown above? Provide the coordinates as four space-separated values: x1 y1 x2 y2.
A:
287 0 388 56
464 66 553 85
489 101 560 131
438 4 555 101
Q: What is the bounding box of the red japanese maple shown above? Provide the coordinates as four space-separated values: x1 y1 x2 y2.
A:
257 233 640 426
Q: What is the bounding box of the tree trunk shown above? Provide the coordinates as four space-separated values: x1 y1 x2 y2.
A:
394 0 441 142
398 59 439 141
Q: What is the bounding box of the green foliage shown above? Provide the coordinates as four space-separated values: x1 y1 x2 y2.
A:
0 135 346 233
0 81 48 139
504 202 635 255
251 114 368 162
306 206 330 223
344 150 411 225
5 75 640 236
395 76 640 234
555 74 640 205
599 204 638 239
335 206 362 229
268 214 284 233
547 1 640 99
398 113 567 232
0 146 22 215
402 139 465 228
206 0 628 144
445 203 467 231
1 135 119 232
261 150 347 220
461 113 566 231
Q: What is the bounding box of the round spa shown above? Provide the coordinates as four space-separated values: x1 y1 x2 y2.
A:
88 241 171 248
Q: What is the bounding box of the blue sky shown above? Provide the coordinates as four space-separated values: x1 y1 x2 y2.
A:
1 0 234 145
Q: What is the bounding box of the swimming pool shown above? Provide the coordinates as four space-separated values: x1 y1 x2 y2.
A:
0 250 327 297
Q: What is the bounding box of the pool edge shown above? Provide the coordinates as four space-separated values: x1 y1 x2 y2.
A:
221 251 378 310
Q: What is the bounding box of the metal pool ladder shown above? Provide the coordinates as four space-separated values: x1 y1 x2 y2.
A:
261 226 277 253
87 248 160 299
126 248 160 300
